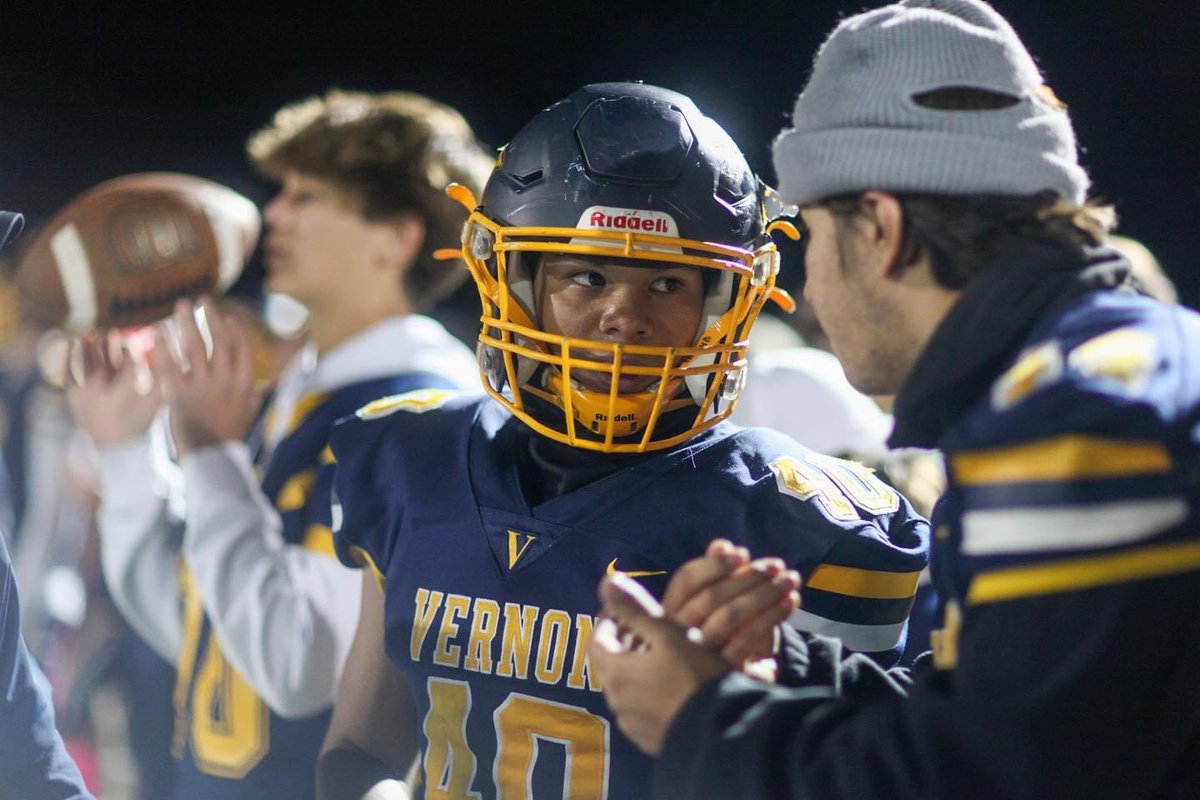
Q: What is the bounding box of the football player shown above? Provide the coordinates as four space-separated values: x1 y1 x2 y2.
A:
66 91 491 799
318 82 930 800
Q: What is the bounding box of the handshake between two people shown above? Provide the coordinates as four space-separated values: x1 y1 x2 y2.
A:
589 538 801 756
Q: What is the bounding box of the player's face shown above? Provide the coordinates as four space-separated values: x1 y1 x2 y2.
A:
800 206 905 395
534 254 705 394
262 172 380 307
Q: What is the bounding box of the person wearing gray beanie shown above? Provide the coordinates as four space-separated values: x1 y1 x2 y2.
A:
587 1 1200 798
773 0 1090 206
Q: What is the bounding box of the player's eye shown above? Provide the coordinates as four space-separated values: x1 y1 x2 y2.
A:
569 270 606 287
650 272 697 294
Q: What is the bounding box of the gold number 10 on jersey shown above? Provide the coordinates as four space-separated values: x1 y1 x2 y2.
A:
424 678 610 800
771 453 900 521
173 568 269 778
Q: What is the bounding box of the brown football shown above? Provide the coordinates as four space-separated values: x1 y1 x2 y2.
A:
16 172 261 331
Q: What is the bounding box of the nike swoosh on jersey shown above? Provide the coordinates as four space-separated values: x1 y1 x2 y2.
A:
606 557 667 578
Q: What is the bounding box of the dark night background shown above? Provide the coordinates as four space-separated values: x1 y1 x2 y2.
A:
3 0 1198 305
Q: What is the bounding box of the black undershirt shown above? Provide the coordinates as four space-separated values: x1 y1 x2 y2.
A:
512 400 700 506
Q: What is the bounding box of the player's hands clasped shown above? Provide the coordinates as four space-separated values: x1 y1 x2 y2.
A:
589 570 729 756
589 539 801 755
662 538 800 668
155 297 261 456
65 328 162 446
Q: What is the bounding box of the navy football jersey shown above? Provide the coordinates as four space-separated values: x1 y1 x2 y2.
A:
332 391 928 800
173 372 451 800
930 290 1200 669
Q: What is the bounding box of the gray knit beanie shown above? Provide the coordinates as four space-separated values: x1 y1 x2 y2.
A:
772 0 1089 206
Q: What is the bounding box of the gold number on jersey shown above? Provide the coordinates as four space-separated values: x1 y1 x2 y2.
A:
424 680 609 800
424 679 483 800
189 637 269 777
173 567 269 778
495 693 609 800
771 453 900 521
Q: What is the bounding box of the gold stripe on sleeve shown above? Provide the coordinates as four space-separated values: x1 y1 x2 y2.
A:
806 564 922 600
967 540 1200 604
952 435 1171 486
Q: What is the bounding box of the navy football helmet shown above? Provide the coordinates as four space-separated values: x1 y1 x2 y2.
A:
448 82 796 452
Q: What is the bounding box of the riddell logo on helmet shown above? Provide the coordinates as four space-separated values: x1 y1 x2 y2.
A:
577 206 678 237
587 211 668 233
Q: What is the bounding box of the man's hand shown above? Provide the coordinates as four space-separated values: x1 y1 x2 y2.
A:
154 297 261 456
662 539 800 667
589 571 733 756
591 542 801 755
65 329 162 446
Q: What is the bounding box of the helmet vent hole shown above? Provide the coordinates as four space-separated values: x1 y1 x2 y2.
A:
513 169 544 186
715 168 754 205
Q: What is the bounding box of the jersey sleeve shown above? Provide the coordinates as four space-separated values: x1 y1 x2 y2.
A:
329 398 426 589
332 388 463 588
94 426 186 664
943 312 1199 618
764 449 930 667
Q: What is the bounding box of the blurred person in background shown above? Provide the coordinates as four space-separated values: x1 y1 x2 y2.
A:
0 207 94 799
66 90 492 800
0 224 114 793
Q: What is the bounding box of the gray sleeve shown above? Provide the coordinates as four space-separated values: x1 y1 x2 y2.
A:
95 429 184 664
181 441 361 718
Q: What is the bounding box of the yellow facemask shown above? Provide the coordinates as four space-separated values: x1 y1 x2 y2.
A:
444 183 797 453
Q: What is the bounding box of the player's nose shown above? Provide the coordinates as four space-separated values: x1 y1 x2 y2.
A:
598 286 653 341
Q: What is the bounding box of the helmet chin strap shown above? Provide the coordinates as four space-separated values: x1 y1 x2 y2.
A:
531 368 693 442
